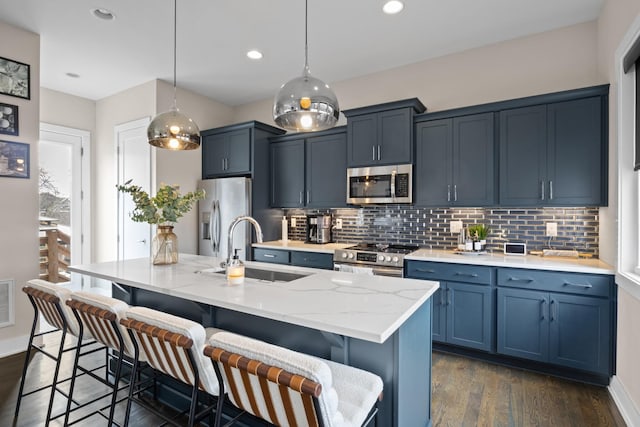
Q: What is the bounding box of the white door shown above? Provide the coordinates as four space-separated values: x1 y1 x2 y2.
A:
116 118 152 260
39 123 91 288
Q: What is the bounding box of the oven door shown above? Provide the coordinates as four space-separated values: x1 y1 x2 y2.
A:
334 263 404 278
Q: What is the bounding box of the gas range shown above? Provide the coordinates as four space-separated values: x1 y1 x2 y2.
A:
334 243 419 269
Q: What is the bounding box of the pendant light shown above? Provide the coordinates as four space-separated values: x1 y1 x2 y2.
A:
147 0 200 150
273 0 339 132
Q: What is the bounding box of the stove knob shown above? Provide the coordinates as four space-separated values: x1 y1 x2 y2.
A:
348 253 354 259
341 253 348 259
378 255 385 261
392 256 399 263
385 256 391 262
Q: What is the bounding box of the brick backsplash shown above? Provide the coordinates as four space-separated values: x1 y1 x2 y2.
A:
285 206 599 255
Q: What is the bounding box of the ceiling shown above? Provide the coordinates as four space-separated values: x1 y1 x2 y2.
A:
0 0 604 107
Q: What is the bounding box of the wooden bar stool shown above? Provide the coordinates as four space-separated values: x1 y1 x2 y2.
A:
119 306 223 427
64 291 145 426
14 279 104 426
204 331 383 427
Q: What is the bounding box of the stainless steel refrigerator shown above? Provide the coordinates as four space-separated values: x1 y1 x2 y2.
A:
198 177 252 260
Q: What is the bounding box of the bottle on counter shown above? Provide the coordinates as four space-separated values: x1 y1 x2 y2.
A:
281 216 288 242
457 226 466 250
464 227 473 251
226 249 245 285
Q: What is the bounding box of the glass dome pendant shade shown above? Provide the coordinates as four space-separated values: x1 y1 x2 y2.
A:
273 0 339 132
147 0 200 150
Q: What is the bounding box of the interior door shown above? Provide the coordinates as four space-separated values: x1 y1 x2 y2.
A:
117 117 152 260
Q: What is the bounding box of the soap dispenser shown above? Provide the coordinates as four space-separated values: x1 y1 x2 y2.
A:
226 249 245 285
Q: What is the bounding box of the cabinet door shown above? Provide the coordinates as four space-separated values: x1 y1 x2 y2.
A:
306 133 347 208
415 119 452 206
202 133 228 178
548 293 610 375
453 113 495 206
290 251 334 270
547 97 604 206
378 109 412 165
446 282 493 351
225 128 251 175
270 140 305 208
499 105 547 205
431 286 447 343
497 287 549 362
347 114 377 166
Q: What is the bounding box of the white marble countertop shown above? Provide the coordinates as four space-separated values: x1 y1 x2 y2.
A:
252 240 352 253
405 249 614 275
68 254 438 344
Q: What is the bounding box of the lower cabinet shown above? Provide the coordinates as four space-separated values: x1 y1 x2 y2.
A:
406 261 494 352
496 268 613 376
433 282 493 351
252 247 333 270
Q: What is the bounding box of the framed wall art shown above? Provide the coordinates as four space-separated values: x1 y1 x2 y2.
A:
0 102 18 136
0 140 29 178
0 56 30 100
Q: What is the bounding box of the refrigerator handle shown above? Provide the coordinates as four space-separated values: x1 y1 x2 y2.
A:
210 200 218 253
213 200 221 255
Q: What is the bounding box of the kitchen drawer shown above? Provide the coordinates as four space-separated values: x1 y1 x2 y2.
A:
290 251 333 270
497 268 612 297
253 248 289 265
405 261 494 285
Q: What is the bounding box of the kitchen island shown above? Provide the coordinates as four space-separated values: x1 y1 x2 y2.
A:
69 254 439 426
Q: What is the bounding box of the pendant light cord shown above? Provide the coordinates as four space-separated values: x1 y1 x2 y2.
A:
304 0 309 71
172 0 178 109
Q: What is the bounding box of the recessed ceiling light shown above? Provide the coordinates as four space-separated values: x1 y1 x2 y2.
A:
247 50 263 60
383 1 404 14
91 8 116 20
65 72 80 78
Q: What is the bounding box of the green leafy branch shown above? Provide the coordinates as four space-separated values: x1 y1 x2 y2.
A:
117 180 205 225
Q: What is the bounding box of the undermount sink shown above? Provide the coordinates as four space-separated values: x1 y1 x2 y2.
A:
199 267 308 282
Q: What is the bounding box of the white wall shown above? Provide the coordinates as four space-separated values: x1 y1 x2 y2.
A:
154 79 234 254
233 21 602 124
0 23 40 355
597 0 640 421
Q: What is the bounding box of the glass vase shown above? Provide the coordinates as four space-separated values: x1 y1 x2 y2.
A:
152 225 178 265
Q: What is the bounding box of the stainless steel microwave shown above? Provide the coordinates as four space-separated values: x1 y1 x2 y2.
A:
346 164 412 204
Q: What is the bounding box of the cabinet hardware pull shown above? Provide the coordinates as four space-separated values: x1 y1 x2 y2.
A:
447 288 452 306
541 181 545 200
377 145 381 161
417 268 436 273
372 146 376 161
549 180 553 200
563 281 592 289
550 299 557 321
454 184 458 202
508 277 533 283
455 272 478 278
440 288 446 306
306 191 310 204
263 254 276 258
447 185 451 202
137 239 146 244
299 191 303 205
222 158 225 170
225 158 228 170
540 299 546 320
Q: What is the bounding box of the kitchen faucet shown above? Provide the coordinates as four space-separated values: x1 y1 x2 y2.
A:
223 216 263 267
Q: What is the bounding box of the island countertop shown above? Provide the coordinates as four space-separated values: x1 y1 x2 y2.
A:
68 254 439 344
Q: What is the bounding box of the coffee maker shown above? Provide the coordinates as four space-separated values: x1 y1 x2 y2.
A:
306 214 332 244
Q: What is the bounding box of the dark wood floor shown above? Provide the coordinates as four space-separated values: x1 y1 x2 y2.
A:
0 333 627 426
432 351 626 427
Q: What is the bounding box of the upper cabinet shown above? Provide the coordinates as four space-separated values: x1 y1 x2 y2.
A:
415 113 495 206
270 127 347 208
344 98 426 167
201 121 285 179
500 95 607 206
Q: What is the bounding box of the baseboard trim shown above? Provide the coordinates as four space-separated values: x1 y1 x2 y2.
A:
0 334 29 358
609 375 640 427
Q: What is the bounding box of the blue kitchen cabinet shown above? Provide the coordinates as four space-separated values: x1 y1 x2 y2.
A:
415 113 495 206
252 247 333 270
270 128 346 208
496 268 613 376
406 261 494 352
344 98 426 167
202 122 285 179
499 96 606 206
